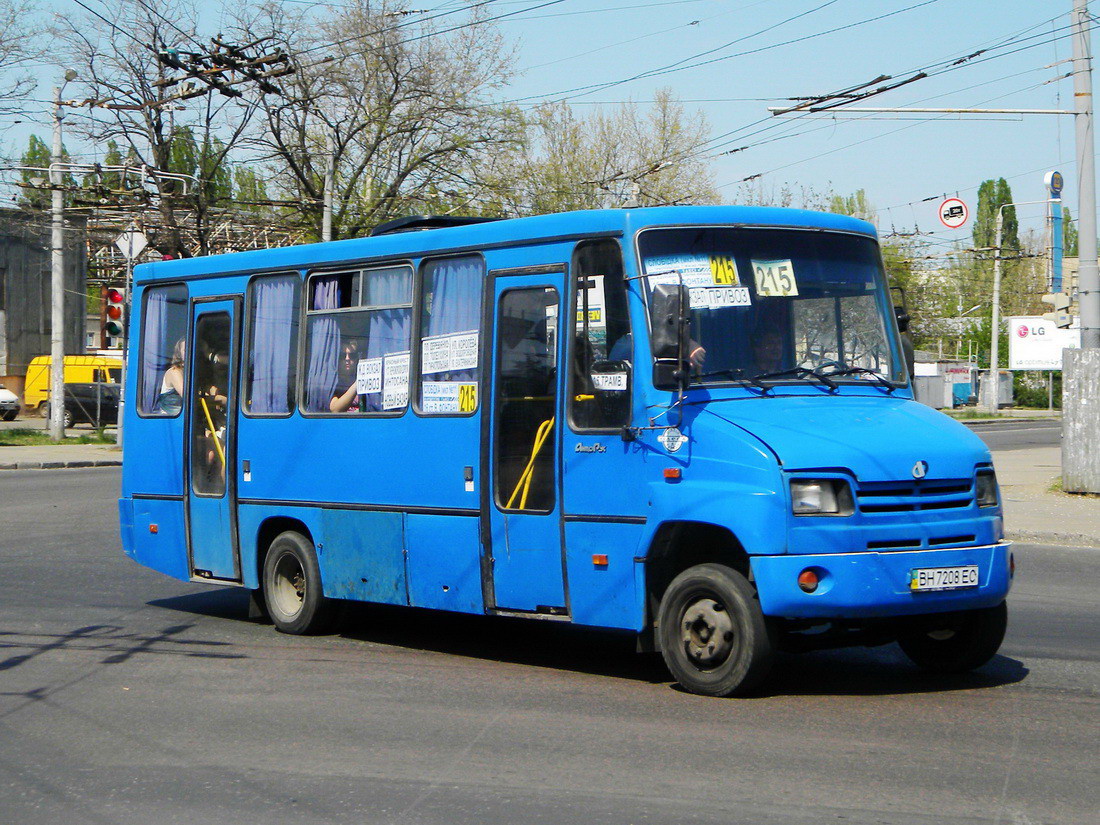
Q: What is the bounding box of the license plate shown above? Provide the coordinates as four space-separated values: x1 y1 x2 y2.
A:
909 565 979 592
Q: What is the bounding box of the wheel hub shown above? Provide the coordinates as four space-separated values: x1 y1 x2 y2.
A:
681 598 735 667
271 552 305 618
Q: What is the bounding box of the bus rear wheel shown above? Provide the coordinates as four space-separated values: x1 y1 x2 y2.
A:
657 563 773 697
897 601 1007 674
262 531 336 635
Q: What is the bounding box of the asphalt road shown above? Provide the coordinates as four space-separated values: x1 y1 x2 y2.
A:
0 467 1096 825
967 419 1062 451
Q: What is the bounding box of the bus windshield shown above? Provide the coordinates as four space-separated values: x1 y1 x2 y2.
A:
637 226 904 386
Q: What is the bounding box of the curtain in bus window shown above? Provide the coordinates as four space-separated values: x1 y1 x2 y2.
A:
419 257 483 412
363 268 411 412
249 275 298 414
140 288 169 414
305 275 341 412
140 284 187 416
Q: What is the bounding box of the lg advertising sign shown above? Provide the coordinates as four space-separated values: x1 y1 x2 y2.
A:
1007 316 1081 370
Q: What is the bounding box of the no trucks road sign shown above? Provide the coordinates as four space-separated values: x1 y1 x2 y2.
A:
938 197 969 229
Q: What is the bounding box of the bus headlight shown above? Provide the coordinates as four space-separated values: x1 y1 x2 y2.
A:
790 478 854 516
976 470 999 508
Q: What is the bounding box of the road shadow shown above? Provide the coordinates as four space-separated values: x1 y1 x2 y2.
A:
0 620 244 677
149 590 667 683
339 601 670 685
754 647 1029 698
148 588 256 621
144 591 1029 696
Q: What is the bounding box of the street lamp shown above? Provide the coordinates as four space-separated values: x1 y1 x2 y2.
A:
47 69 78 442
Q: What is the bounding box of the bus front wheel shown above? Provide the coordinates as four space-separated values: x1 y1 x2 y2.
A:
657 563 773 697
897 601 1007 674
262 531 336 635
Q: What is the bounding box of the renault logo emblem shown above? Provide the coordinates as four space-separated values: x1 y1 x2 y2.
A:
912 460 928 479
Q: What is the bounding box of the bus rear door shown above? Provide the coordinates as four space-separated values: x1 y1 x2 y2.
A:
186 298 241 581
488 274 566 614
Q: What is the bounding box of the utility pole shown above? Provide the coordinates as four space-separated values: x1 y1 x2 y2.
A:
48 74 77 442
1064 0 1100 492
1072 0 1098 347
322 132 334 242
986 210 1006 414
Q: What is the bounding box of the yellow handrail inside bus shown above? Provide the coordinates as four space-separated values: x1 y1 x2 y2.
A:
199 396 226 469
506 417 554 510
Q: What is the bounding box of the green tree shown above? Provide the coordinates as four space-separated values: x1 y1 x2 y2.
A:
491 90 717 216
828 188 874 221
19 134 75 208
234 166 270 214
973 178 1018 253
1062 205 1079 256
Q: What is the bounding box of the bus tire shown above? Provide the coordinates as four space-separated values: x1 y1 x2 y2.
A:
897 601 1007 674
262 531 336 635
38 402 49 418
657 563 773 697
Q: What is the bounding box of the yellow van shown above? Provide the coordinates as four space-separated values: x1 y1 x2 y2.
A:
23 355 123 416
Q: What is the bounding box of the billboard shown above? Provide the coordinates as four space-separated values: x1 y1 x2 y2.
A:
1007 316 1081 370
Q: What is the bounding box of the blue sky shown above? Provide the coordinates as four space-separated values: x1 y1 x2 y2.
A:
494 0 1080 243
7 0 1086 244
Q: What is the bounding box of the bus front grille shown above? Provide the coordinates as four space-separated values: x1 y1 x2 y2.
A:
856 479 973 514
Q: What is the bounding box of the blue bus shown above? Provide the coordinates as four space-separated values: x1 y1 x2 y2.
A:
118 206 1012 697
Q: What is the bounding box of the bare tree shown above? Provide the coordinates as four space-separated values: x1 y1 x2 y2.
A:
53 0 262 256
249 0 522 239
487 89 718 216
0 0 45 119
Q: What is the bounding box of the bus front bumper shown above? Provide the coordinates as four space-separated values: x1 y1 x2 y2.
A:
749 543 1012 619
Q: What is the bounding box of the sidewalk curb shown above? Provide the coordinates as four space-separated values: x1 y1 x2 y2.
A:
1006 530 1099 549
961 418 1062 428
0 459 122 470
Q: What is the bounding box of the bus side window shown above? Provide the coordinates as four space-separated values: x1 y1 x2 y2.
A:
244 273 300 415
569 240 631 431
418 255 485 415
138 283 189 417
303 266 413 414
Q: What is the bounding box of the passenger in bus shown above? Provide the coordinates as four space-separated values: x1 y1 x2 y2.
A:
330 340 362 413
155 338 185 415
608 333 706 370
750 328 785 374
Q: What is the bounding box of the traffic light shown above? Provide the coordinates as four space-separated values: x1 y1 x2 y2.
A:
1041 292 1072 329
105 287 126 339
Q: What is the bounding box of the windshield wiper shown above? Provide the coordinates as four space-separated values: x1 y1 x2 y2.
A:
699 368 771 391
751 366 837 390
821 365 896 392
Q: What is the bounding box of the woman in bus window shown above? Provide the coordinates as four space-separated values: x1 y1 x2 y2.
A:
156 338 186 415
330 340 362 413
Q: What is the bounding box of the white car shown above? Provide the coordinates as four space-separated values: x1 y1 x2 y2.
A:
0 382 20 421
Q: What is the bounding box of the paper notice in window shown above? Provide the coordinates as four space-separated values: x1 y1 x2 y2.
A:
752 259 798 297
687 286 752 310
356 358 382 395
591 372 628 392
422 330 479 374
382 351 409 410
422 381 477 413
644 255 714 289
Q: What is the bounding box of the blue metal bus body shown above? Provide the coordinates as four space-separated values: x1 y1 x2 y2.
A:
118 205 1011 680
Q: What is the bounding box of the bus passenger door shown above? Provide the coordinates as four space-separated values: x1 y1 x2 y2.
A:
186 298 241 582
488 278 566 614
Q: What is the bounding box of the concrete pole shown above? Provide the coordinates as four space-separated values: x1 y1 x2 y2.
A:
48 86 65 442
1073 0 1098 347
322 132 334 242
986 210 1004 414
1064 0 1100 492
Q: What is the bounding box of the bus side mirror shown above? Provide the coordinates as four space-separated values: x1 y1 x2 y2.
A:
646 288 690 371
894 305 910 333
